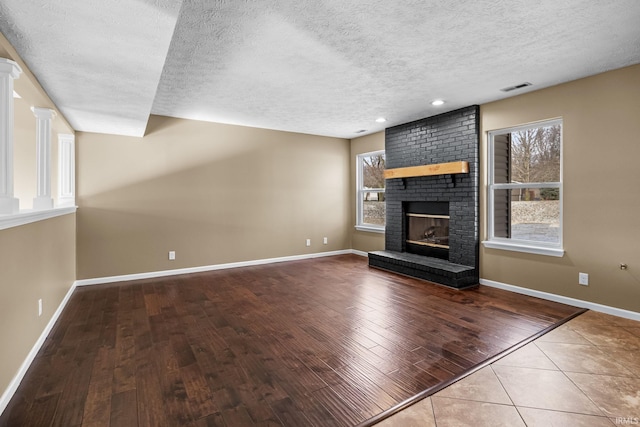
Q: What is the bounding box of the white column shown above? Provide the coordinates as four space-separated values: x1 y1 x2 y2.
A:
57 134 75 207
0 58 22 214
32 107 56 210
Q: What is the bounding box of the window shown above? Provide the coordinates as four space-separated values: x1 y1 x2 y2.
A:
485 119 563 256
356 150 385 232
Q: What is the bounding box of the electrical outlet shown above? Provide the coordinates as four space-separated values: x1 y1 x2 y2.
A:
578 272 589 286
168 251 176 260
323 237 328 245
38 299 42 317
306 239 311 247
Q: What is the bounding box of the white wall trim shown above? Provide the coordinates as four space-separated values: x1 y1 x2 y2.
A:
480 278 640 321
31 107 56 210
0 281 77 416
75 249 359 287
0 206 76 231
0 58 22 215
57 134 75 207
351 249 369 257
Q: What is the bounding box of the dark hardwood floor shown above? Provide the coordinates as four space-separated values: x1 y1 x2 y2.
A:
0 254 582 426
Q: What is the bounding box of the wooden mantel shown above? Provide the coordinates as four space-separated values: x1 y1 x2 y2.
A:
384 161 469 179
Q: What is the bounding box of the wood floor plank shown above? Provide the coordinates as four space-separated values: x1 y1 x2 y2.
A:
269 397 313 427
0 254 583 427
20 393 60 427
157 365 195 425
311 386 363 427
81 346 115 427
221 405 256 427
112 302 137 394
179 362 218 420
135 354 166 427
110 390 137 427
192 412 226 427
50 338 100 427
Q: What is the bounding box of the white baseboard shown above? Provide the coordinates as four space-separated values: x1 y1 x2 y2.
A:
480 278 640 321
351 249 369 257
0 281 77 416
75 249 358 287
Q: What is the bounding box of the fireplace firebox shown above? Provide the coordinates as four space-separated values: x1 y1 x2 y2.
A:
405 202 449 260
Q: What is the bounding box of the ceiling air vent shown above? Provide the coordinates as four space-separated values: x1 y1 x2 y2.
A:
354 129 367 134
500 82 532 92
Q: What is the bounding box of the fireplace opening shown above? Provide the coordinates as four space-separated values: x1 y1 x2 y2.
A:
404 202 450 260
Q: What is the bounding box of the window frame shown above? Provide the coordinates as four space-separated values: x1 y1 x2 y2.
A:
484 119 564 257
355 149 386 233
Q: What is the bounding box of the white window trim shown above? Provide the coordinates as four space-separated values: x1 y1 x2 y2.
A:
356 149 385 233
355 223 386 234
483 239 564 257
483 119 564 257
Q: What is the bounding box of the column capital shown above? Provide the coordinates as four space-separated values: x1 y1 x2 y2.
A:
0 58 22 79
31 107 57 120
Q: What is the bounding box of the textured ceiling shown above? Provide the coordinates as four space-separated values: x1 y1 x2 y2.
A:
1 0 640 138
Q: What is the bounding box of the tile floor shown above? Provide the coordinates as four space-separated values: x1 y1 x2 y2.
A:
377 310 640 427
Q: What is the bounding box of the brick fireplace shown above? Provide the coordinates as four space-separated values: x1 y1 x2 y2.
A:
368 105 479 289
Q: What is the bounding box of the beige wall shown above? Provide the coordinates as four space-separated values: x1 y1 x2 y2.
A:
76 116 351 279
13 97 37 208
0 35 77 398
350 131 385 253
480 64 640 312
0 214 76 394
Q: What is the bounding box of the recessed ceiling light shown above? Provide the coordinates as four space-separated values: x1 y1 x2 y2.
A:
375 117 387 123
431 99 444 106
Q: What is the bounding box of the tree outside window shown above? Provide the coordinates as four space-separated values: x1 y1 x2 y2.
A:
356 151 385 232
488 120 562 252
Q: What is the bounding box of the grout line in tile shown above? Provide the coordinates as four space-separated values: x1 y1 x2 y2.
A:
531 341 563 372
515 405 618 426
489 364 517 407
560 368 609 418
513 405 529 426
432 394 517 408
514 404 609 416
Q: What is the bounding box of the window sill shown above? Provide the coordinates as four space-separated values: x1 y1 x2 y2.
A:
355 225 385 234
482 240 564 257
0 206 77 231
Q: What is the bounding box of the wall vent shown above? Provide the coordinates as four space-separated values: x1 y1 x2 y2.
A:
500 82 532 92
